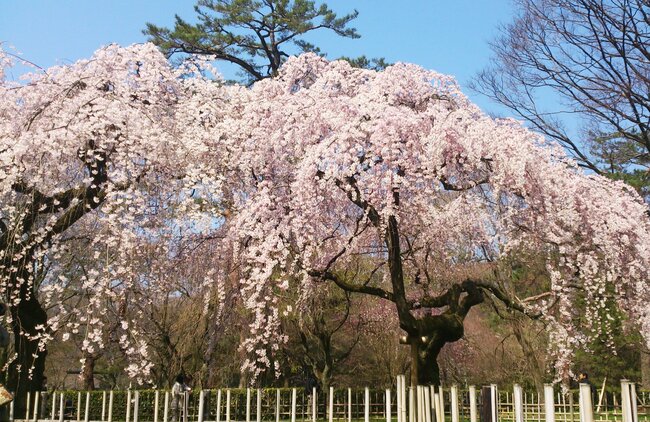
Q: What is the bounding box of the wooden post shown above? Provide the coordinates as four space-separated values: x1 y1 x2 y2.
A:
469 386 477 422
364 388 370 422
408 388 414 422
84 392 91 422
291 388 297 422
108 391 114 422
257 389 262 422
312 388 317 422
578 384 593 422
544 385 555 422
416 387 422 422
386 389 392 422
275 389 279 422
329 387 334 422
154 391 160 422
226 390 231 422
198 390 205 422
513 385 523 422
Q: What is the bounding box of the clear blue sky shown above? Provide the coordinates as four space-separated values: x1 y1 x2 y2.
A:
0 0 515 112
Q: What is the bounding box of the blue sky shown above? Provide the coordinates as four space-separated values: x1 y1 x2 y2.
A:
0 0 515 112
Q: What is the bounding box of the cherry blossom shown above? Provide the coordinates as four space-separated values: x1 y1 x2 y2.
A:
223 53 650 383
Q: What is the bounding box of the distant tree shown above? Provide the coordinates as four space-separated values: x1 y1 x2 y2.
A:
144 0 361 84
474 0 650 198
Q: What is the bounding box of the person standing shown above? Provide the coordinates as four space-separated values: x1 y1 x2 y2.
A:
171 375 191 422
578 372 597 406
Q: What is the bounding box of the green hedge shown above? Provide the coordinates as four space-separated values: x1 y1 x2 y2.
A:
47 388 391 422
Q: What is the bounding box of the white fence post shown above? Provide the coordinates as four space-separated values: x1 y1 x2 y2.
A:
387 389 392 422
365 387 370 422
579 383 594 422
544 384 555 422
435 389 443 422
450 385 459 422
135 391 141 422
198 390 205 422
630 382 638 422
396 378 402 422
102 391 107 422
275 389 280 422
126 390 132 422
109 391 114 422
246 388 251 422
226 390 231 422
425 387 433 422
348 388 352 422
621 380 638 422
416 386 422 422
329 387 334 422
183 391 189 422
490 385 498 422
58 392 64 422
50 392 56 421
513 384 524 422
25 391 31 421
408 387 415 422
291 388 297 422
163 392 169 422
154 391 160 422
34 391 40 422
400 378 406 422
469 386 477 422
257 389 262 422
217 390 223 422
85 392 91 422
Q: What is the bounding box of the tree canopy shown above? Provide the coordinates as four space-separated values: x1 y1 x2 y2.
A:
144 0 360 84
219 53 650 383
1 44 649 388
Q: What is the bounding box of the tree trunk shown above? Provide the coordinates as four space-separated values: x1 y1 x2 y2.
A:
7 293 48 418
641 344 650 389
81 354 96 390
320 364 331 390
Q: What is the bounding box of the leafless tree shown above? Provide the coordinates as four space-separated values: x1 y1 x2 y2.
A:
474 0 650 195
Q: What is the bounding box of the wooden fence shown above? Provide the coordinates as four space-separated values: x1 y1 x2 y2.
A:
12 377 649 422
